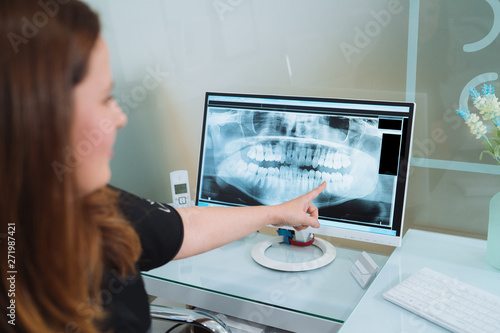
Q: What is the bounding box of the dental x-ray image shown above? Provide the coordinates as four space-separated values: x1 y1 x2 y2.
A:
198 105 400 228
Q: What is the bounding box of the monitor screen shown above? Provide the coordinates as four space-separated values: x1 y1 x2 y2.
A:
196 92 414 247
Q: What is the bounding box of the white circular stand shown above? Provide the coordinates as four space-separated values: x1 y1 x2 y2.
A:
251 236 336 272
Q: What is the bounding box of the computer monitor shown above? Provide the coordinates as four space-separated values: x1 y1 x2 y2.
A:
195 92 415 250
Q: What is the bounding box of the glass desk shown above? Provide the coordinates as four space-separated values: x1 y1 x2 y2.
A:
143 231 388 333
340 229 500 332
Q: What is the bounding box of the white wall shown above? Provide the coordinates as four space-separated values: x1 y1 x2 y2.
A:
84 0 500 238
85 0 408 199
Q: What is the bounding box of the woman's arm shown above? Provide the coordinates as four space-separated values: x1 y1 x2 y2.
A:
173 182 326 260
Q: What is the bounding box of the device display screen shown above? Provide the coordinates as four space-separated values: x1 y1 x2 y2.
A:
174 183 188 194
196 93 414 243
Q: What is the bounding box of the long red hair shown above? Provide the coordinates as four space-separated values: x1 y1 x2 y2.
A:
0 1 141 332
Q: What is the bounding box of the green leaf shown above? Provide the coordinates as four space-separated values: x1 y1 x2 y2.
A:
482 140 495 154
480 150 495 160
495 145 500 158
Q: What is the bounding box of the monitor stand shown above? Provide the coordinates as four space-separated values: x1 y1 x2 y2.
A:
251 229 336 272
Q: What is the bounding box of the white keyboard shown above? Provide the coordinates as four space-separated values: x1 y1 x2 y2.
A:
383 267 500 333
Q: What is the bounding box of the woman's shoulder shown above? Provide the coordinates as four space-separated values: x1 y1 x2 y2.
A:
108 185 185 271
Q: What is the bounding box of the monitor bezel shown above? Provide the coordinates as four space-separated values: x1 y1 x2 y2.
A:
195 92 415 247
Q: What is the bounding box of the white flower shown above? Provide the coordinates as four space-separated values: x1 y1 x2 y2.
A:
465 113 487 139
474 94 500 120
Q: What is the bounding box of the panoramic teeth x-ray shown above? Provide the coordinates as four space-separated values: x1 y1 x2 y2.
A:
200 108 391 221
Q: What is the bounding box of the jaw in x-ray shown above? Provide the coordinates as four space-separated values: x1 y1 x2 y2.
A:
205 109 382 208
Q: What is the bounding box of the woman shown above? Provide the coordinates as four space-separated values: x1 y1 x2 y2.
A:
0 1 325 332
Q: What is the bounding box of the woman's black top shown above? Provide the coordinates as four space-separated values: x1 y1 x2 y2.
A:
102 188 184 332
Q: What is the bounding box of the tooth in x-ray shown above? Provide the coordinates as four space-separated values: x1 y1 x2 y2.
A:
207 109 381 207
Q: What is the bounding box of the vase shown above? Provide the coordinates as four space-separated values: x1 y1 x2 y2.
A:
487 191 500 270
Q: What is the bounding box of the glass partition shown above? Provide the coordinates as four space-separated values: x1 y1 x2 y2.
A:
83 0 500 240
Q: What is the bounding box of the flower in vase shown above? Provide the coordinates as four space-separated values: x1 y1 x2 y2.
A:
457 84 500 164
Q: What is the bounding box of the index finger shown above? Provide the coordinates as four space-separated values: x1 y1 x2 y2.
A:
305 181 327 200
